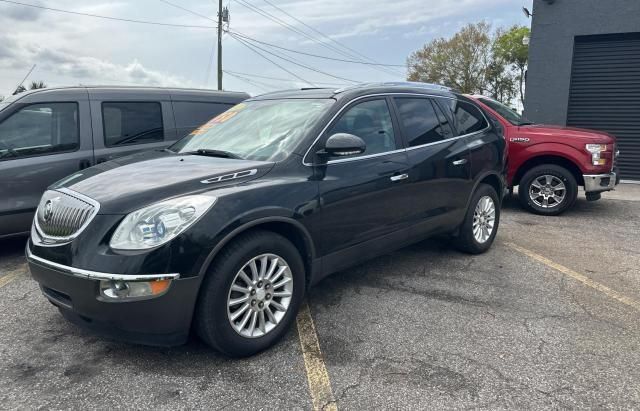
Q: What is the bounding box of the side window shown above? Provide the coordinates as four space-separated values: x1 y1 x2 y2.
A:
0 102 79 160
327 99 396 158
435 99 488 136
173 101 234 138
394 98 452 147
102 102 164 147
454 101 489 135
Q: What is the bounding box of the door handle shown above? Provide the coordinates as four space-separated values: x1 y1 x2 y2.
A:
390 173 409 182
452 159 468 166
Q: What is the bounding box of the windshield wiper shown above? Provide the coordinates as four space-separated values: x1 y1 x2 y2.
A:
518 121 535 126
191 149 244 160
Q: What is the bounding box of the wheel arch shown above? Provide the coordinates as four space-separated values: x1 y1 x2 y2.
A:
512 154 585 187
197 217 316 288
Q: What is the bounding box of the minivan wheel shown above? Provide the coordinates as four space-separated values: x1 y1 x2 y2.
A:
453 184 500 254
195 230 305 357
518 164 577 216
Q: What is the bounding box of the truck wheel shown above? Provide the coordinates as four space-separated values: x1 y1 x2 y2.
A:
518 164 577 216
195 230 305 357
453 183 500 254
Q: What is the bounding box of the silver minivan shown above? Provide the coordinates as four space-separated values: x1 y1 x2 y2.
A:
0 86 248 238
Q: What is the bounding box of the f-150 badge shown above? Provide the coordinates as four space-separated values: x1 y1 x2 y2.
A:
510 137 530 143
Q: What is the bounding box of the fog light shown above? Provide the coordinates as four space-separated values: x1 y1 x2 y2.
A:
100 279 172 300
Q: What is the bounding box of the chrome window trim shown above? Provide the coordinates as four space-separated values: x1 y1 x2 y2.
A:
26 247 180 281
33 187 101 245
302 92 491 166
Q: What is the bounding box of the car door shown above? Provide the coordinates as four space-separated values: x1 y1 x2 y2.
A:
0 95 94 237
311 97 413 272
392 96 472 232
89 91 177 164
438 98 501 196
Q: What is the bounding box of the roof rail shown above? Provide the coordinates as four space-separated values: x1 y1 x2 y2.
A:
334 81 451 94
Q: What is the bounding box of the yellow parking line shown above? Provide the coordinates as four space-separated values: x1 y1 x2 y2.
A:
0 265 27 289
296 301 337 411
506 242 640 311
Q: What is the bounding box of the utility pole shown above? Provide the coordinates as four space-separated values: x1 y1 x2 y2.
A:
217 0 223 90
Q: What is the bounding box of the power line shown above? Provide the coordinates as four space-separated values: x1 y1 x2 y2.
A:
232 0 367 63
259 0 404 76
224 70 347 86
230 32 358 84
224 71 271 92
158 0 216 23
0 0 217 29
231 30 405 67
231 35 316 86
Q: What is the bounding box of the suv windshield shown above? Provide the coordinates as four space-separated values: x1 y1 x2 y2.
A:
171 99 334 161
478 97 533 126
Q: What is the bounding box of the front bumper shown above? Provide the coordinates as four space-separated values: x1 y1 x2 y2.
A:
26 244 201 346
583 171 619 193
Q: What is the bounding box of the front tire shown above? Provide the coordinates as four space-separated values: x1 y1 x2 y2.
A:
195 230 305 357
518 164 577 216
453 183 500 254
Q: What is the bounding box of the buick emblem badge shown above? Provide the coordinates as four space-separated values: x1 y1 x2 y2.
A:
43 200 54 222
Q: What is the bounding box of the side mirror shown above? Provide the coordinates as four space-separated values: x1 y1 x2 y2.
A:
319 133 366 158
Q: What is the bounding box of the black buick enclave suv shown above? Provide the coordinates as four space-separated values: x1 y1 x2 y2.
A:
27 82 506 356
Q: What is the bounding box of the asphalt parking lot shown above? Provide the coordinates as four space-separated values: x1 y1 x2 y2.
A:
1 185 639 409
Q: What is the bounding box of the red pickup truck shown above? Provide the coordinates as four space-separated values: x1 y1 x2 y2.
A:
469 95 620 215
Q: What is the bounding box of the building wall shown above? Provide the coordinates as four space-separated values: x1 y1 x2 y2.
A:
524 0 640 124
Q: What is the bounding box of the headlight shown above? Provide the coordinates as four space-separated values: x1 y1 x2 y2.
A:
585 144 607 166
110 194 216 250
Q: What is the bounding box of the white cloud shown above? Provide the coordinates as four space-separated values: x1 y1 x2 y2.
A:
0 32 190 88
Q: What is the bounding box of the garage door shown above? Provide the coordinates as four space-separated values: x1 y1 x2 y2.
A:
567 33 640 181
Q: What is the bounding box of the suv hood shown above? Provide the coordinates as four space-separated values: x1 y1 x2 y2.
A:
521 124 616 143
52 150 274 214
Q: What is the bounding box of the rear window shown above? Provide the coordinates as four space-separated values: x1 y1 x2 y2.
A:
394 97 453 147
173 101 234 138
102 102 164 147
437 99 489 136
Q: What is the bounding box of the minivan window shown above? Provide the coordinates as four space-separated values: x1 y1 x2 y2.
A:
0 102 79 160
102 102 164 147
327 99 396 158
395 98 452 147
173 101 234 138
171 99 333 162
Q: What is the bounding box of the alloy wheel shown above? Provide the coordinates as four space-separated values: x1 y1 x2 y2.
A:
529 175 566 208
227 253 293 338
473 196 496 244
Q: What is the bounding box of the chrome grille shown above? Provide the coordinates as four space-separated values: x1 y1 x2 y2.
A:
35 189 99 241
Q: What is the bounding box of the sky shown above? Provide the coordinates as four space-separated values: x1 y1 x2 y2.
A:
0 0 533 97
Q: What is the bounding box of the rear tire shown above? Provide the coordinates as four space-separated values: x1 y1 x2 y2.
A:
518 164 577 216
195 230 305 357
453 184 500 254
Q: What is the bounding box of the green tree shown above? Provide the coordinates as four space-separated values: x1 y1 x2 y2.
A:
12 80 47 95
494 25 530 105
29 80 47 90
407 22 493 94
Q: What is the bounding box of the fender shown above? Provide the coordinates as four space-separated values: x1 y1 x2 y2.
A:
197 211 316 278
464 170 505 212
510 142 588 178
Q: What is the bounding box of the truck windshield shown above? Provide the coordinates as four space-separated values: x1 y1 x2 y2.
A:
170 99 334 162
478 97 533 126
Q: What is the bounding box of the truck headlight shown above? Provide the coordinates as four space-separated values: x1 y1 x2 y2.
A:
110 194 216 250
585 144 607 166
